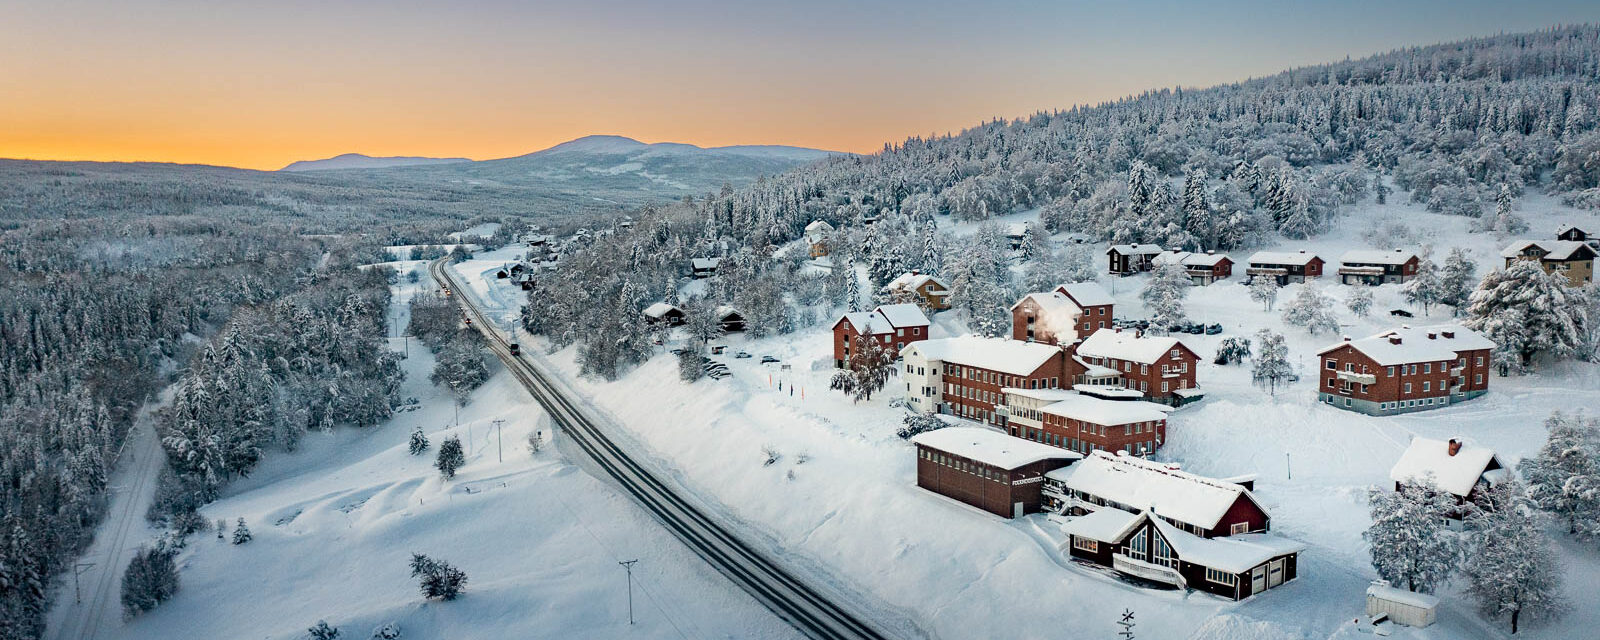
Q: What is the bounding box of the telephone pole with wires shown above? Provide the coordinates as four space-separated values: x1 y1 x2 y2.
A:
618 559 640 624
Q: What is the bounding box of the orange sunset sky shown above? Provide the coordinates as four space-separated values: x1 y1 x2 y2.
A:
5 1 1600 171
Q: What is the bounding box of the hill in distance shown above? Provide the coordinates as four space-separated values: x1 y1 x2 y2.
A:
280 153 471 172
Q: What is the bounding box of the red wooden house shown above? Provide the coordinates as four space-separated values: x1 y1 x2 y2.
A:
832 304 930 368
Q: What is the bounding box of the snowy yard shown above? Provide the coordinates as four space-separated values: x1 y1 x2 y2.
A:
451 193 1600 639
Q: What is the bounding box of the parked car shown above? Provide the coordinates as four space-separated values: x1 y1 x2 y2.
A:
1204 323 1223 335
509 343 521 355
760 355 779 364
1185 323 1205 334
735 351 752 359
1390 308 1414 317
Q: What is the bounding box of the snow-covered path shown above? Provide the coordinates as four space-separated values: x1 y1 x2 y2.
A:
44 391 171 640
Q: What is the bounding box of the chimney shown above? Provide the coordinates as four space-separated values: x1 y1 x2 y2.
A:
1389 336 1402 345
1448 439 1462 457
1442 330 1455 339
1207 249 1216 255
1343 336 1351 342
1298 249 1306 253
1427 332 1437 340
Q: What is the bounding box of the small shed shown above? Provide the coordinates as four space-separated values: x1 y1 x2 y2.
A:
715 306 746 333
1365 581 1438 628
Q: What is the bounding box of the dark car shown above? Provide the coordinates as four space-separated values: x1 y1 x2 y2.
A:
1185 324 1205 334
1205 323 1223 335
509 343 521 355
1390 308 1414 318
760 355 779 364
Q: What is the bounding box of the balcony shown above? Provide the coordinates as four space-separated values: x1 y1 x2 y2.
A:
1113 554 1186 588
1335 370 1377 385
1450 365 1465 376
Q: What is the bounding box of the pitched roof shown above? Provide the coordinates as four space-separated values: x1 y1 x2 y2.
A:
714 305 742 319
805 220 834 233
884 272 950 292
1075 328 1192 365
691 257 723 270
643 302 680 318
1059 451 1258 530
836 304 930 335
1317 324 1494 365
1152 251 1231 268
1500 239 1596 261
1108 244 1164 256
1009 291 1082 320
1060 507 1142 542
1056 282 1114 307
902 337 1063 376
1340 249 1417 265
910 427 1080 470
1389 437 1505 497
1038 395 1170 426
1148 518 1305 574
1247 251 1322 266
1555 223 1587 236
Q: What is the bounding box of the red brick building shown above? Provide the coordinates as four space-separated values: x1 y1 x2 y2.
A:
911 427 1081 518
1001 388 1170 456
1010 282 1115 346
1316 325 1493 415
1072 328 1202 405
832 303 930 368
899 337 1067 425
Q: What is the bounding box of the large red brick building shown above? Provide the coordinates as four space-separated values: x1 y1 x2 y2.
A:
1009 283 1115 346
832 304 930 368
1315 325 1493 415
899 337 1067 425
1072 328 1202 405
911 427 1081 518
1001 388 1170 456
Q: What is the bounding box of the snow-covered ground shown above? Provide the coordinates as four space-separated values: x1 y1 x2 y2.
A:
106 258 796 640
452 194 1600 639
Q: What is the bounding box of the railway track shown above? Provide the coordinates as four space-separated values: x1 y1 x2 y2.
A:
430 260 893 640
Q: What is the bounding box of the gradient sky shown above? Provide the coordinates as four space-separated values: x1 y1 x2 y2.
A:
4 1 1600 170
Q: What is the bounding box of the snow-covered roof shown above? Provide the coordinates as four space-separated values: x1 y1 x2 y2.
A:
1009 291 1082 319
1340 249 1417 265
1318 325 1494 365
1056 282 1114 307
1005 222 1029 237
1001 387 1080 403
1247 251 1321 266
1389 437 1505 498
875 303 930 328
1108 244 1164 256
837 304 930 336
910 427 1080 470
1367 582 1440 609
1062 451 1258 530
1076 328 1192 365
643 302 680 318
1039 395 1169 426
1074 384 1144 399
1071 355 1119 378
902 337 1063 376
805 220 834 233
692 257 723 270
884 272 950 292
1151 518 1306 574
1153 251 1231 268
1060 507 1141 543
1500 239 1595 261
714 305 742 319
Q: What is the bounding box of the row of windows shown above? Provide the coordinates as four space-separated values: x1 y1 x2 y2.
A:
920 448 1007 483
1325 355 1484 376
1206 567 1238 586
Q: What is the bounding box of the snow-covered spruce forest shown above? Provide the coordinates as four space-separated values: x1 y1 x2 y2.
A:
526 26 1600 377
0 163 576 638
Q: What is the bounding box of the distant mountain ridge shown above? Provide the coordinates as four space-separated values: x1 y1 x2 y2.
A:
280 153 471 172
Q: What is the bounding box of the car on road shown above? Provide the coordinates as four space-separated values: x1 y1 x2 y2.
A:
509 343 521 355
760 355 779 364
735 351 752 359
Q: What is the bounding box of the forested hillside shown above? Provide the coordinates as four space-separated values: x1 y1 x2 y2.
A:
524 26 1600 377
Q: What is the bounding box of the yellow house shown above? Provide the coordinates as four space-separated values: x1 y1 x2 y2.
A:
1501 240 1596 286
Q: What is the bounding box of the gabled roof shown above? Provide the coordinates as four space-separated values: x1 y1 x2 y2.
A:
1058 451 1261 531
911 427 1080 470
884 272 950 292
1390 437 1506 498
1152 251 1231 269
1340 249 1418 265
1247 251 1322 266
1107 244 1164 256
902 337 1062 376
1038 395 1170 426
805 220 834 233
1060 507 1141 542
1148 518 1305 574
1056 282 1114 307
691 257 723 270
1009 291 1082 318
1317 324 1494 365
1076 328 1193 365
835 304 930 336
643 302 681 318
714 305 742 319
1500 239 1596 261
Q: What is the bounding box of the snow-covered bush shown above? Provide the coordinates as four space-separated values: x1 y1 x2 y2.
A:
371 622 402 639
897 413 947 439
121 544 180 618
1280 285 1339 335
408 427 430 455
306 620 340 640
410 554 468 601
232 518 252 545
1213 336 1252 365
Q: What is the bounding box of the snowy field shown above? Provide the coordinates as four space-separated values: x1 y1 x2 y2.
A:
451 193 1600 640
106 258 796 640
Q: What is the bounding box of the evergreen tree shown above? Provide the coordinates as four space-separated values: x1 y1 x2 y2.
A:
1281 285 1340 335
1520 411 1600 536
1214 336 1252 365
435 436 465 480
232 518 252 545
845 260 861 312
1364 477 1462 593
1465 261 1588 372
408 427 430 455
306 620 341 640
1346 287 1374 317
410 554 468 601
1251 329 1293 395
121 544 180 618
1181 169 1214 247
1463 479 1566 634
1140 263 1191 331
676 349 706 382
1439 247 1477 312
831 335 895 402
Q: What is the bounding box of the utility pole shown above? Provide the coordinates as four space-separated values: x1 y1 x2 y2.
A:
618 559 639 624
73 562 94 604
1285 452 1292 480
492 419 505 462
